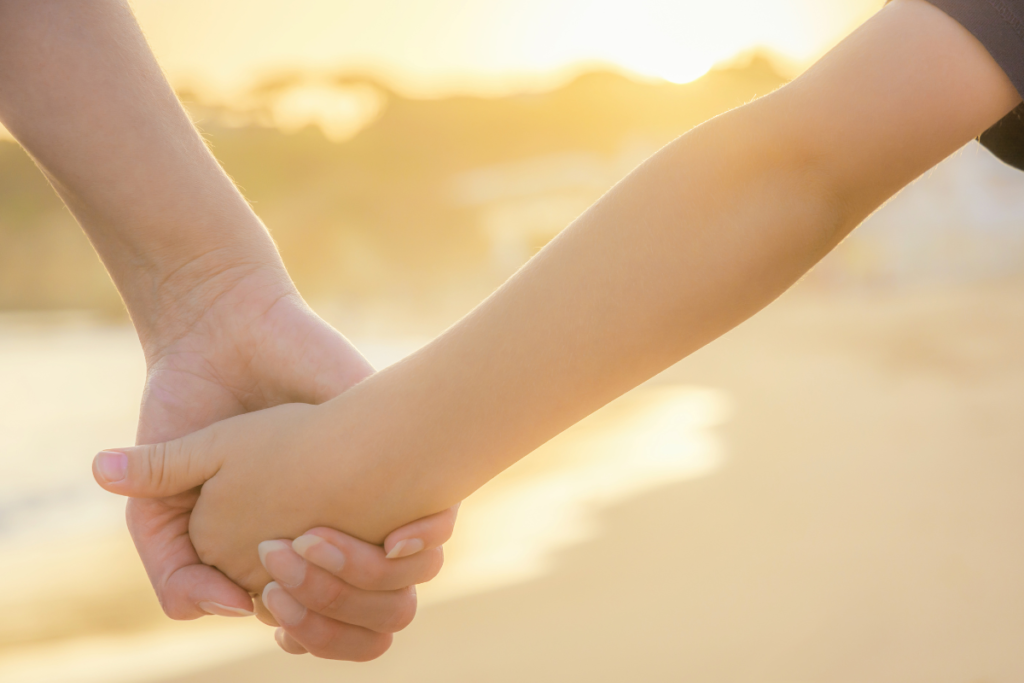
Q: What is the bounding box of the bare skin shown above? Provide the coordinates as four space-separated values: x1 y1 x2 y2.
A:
95 0 1021 656
0 0 454 659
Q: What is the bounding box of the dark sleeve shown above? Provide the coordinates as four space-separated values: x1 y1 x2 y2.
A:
923 0 1024 170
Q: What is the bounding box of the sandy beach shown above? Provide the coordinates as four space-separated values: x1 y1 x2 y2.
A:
138 278 1024 683
2 276 1023 682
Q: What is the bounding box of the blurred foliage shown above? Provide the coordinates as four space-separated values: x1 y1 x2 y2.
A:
0 57 786 315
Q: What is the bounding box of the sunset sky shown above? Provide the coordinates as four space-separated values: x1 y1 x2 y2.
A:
0 1 885 141
130 0 884 97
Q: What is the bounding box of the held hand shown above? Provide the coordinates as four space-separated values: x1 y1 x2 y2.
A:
1 0 453 656
96 399 400 594
124 269 454 658
129 272 372 618
259 508 458 659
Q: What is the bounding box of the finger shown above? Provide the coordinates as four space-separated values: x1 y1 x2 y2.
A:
260 541 417 633
168 564 256 619
383 504 460 558
125 496 254 620
262 582 393 662
92 431 222 498
289 529 444 591
274 628 308 655
252 594 279 626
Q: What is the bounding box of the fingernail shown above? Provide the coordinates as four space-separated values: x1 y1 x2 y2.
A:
199 601 255 618
292 534 346 573
386 538 424 559
258 540 306 587
274 627 289 649
95 451 128 483
262 582 306 626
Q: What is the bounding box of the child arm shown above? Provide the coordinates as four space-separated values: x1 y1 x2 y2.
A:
94 0 1019 607
284 0 1020 535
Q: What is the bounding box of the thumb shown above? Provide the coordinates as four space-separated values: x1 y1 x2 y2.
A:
92 432 222 498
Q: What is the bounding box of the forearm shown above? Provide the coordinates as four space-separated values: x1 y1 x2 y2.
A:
0 1 288 351
312 0 1020 542
323 104 845 540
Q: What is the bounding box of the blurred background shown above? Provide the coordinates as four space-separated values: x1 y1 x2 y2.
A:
3 0 1024 681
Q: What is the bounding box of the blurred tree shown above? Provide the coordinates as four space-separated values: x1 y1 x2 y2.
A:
0 57 787 315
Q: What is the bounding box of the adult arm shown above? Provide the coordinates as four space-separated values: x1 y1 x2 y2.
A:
0 0 285 351
0 0 452 658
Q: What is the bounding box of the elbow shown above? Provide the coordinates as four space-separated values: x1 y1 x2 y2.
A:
691 93 856 254
745 90 859 250
747 83 891 246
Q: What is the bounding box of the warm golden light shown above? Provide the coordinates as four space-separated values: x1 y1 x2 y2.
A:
131 0 883 96
5 2 1024 682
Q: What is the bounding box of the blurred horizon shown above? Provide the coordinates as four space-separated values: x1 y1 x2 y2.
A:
0 56 794 328
129 0 883 99
6 42 1024 332
0 0 891 329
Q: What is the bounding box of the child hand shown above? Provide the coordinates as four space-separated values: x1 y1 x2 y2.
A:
93 401 414 592
259 507 458 659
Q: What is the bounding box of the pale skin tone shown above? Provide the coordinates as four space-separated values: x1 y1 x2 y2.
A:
0 0 456 659
90 0 1024 655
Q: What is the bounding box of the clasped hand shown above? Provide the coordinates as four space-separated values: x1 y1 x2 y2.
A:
112 269 455 660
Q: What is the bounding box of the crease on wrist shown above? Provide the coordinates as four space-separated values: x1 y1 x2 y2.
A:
132 248 293 355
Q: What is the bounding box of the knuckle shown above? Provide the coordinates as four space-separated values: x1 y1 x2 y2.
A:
306 630 393 662
158 601 180 619
302 626 338 655
419 548 445 582
154 439 191 493
321 580 353 615
147 441 170 490
236 566 269 596
352 562 388 591
156 594 197 621
152 574 194 622
349 633 393 662
377 589 417 633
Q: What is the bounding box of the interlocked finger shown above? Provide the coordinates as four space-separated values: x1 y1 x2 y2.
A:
260 540 419 632
288 529 444 591
262 582 393 661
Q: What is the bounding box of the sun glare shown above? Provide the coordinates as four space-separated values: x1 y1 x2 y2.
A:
267 83 385 142
608 45 716 85
132 0 883 98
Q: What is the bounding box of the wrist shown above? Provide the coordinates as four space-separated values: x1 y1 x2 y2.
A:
310 367 470 543
129 245 296 361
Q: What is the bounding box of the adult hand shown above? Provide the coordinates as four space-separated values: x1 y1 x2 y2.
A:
260 508 459 658
128 266 453 659
128 266 364 619
0 3 457 658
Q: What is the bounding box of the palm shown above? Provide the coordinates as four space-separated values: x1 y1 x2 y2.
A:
129 287 373 618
